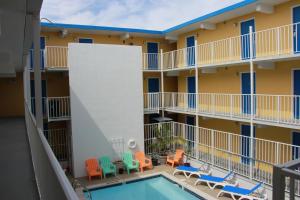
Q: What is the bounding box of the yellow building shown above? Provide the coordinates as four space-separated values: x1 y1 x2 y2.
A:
4 0 299 192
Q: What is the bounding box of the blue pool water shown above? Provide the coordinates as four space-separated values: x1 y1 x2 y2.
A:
85 176 205 200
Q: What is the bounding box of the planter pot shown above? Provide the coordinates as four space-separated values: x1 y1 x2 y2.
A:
118 168 124 174
152 158 159 166
158 155 167 165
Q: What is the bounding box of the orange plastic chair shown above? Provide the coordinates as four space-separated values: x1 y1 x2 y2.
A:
85 158 103 182
166 149 184 167
135 151 153 172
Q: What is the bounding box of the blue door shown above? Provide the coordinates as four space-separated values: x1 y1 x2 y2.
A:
241 125 255 164
186 116 195 154
241 19 255 59
186 36 195 66
241 73 256 114
30 80 47 116
293 132 300 159
147 43 159 69
293 6 300 53
294 70 300 119
187 77 196 108
30 37 45 70
79 38 93 43
148 78 159 93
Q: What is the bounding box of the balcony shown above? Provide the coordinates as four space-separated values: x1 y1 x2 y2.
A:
144 121 300 190
30 96 71 121
143 22 300 71
143 93 161 114
143 92 300 128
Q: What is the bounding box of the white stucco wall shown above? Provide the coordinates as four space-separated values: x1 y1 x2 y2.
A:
68 43 144 178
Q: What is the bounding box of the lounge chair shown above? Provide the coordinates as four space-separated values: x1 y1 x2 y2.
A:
166 149 184 167
99 156 117 178
173 164 212 178
135 151 153 172
194 171 238 190
122 152 139 174
217 182 267 200
85 158 103 182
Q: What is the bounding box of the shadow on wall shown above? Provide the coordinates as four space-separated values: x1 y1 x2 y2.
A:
70 89 142 178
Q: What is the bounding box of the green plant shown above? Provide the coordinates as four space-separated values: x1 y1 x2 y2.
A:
149 124 186 158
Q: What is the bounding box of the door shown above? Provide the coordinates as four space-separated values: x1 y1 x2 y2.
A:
30 80 47 116
241 19 255 59
147 42 159 69
294 70 300 119
241 73 256 114
186 116 195 156
186 36 195 66
148 78 160 109
241 125 255 164
30 37 45 69
187 77 196 108
79 38 93 43
293 132 300 159
293 6 300 53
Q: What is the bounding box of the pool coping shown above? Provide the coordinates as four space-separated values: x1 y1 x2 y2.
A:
83 171 218 200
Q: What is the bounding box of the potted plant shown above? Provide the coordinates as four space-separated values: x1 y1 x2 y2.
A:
149 124 186 165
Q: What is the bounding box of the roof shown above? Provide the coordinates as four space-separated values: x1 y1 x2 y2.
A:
41 0 287 37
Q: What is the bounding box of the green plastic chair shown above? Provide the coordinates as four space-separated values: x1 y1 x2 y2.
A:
99 156 117 178
122 152 139 174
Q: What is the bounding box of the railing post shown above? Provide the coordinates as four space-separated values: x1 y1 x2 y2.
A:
211 130 215 166
195 40 200 160
230 94 233 118
212 93 216 114
210 42 214 64
276 142 280 164
172 93 175 108
229 37 233 61
171 51 174 69
277 27 281 55
228 133 232 170
277 95 281 123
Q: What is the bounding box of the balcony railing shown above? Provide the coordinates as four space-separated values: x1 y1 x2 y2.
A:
144 121 300 193
144 93 161 114
143 22 300 70
143 53 161 70
161 92 300 127
31 97 71 121
44 129 69 162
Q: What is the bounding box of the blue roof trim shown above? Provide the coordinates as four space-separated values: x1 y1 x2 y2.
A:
164 0 258 33
41 22 164 35
41 0 258 35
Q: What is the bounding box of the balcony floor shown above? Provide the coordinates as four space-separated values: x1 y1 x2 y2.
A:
0 117 39 200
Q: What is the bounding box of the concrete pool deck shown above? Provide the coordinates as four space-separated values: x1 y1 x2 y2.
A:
75 165 248 200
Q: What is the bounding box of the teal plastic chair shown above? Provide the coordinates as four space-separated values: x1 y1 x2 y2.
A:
99 156 117 178
122 152 139 174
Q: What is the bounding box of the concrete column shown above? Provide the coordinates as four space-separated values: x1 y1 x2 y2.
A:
195 40 199 159
33 14 43 130
249 26 254 179
160 49 164 117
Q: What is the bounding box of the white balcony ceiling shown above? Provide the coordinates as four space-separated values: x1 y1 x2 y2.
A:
0 0 42 77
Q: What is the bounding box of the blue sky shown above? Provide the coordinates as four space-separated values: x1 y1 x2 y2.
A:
41 0 242 30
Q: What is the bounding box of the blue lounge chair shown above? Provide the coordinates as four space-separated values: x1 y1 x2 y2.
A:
217 182 267 200
173 164 212 178
194 171 238 189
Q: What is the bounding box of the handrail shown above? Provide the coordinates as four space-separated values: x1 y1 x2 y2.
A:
25 100 79 200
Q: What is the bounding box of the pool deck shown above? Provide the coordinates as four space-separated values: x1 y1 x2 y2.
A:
75 165 238 200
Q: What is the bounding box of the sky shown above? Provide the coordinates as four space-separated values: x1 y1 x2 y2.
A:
41 0 242 30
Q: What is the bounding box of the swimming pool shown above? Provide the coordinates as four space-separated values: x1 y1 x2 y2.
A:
85 175 206 200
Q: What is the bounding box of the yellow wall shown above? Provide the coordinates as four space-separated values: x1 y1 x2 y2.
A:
0 73 24 117
46 72 69 97
177 0 300 49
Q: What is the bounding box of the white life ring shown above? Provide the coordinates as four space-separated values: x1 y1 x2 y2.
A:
128 139 137 149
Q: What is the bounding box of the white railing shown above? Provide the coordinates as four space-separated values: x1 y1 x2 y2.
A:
143 53 161 70
45 46 68 69
29 49 46 70
144 93 161 114
144 121 300 188
162 47 195 70
24 100 79 200
44 129 69 162
161 92 300 126
164 92 197 113
47 97 71 121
